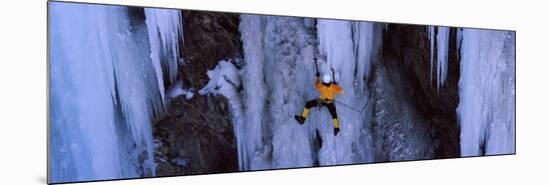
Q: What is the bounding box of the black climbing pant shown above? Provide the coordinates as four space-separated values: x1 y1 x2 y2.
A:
303 99 338 120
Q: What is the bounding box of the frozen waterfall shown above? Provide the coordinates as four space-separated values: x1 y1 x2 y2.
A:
49 2 182 183
200 16 381 170
316 20 376 164
457 29 515 156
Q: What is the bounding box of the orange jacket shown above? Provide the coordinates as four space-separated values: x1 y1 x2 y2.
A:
315 77 343 102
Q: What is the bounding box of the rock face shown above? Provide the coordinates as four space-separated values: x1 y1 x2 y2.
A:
153 10 242 176
378 24 461 158
179 10 243 89
154 95 238 175
370 59 437 161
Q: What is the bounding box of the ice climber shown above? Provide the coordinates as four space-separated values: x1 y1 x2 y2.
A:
295 68 344 136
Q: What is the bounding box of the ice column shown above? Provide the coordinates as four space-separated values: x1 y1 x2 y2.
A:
50 3 184 183
457 29 515 156
144 8 183 105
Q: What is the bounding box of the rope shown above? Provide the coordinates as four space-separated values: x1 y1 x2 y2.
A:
334 99 368 114
334 99 369 121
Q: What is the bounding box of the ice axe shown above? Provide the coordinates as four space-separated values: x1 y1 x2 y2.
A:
314 57 320 77
313 57 322 110
331 68 337 84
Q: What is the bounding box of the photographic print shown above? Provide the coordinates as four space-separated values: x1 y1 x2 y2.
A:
48 1 515 184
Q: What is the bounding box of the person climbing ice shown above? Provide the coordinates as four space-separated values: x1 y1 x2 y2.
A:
295 59 344 136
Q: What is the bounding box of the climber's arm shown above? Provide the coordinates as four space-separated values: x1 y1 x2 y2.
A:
331 84 344 94
315 77 321 90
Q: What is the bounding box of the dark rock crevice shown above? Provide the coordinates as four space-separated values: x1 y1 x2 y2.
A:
154 95 237 175
379 24 461 158
153 10 243 176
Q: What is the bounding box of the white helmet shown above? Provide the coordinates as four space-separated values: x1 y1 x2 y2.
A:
322 73 331 84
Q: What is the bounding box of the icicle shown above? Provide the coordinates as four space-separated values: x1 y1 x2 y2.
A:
436 27 450 91
144 8 183 105
428 26 435 83
456 28 463 56
50 3 184 183
427 26 449 92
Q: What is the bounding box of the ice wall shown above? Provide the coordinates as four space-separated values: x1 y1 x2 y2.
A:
239 15 270 170
49 3 182 183
457 29 515 156
201 16 381 170
316 20 375 164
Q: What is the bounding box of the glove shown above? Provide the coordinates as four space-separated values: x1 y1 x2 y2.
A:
316 72 320 77
294 115 306 125
334 127 340 136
